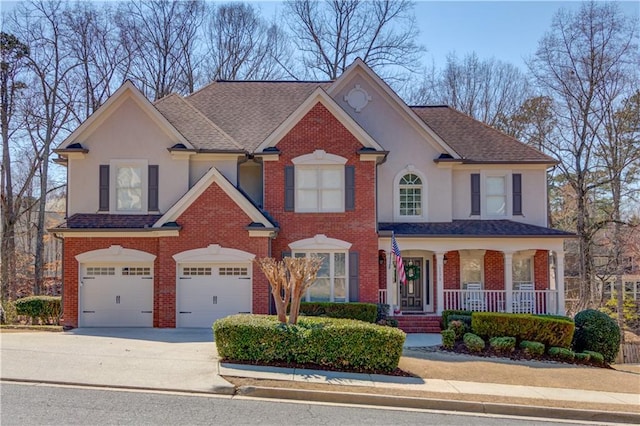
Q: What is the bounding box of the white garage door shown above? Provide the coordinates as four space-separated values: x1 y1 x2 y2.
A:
177 263 252 328
80 264 153 327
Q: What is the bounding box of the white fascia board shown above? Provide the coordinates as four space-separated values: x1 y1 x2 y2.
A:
328 59 459 159
58 81 193 150
153 166 273 228
255 88 384 152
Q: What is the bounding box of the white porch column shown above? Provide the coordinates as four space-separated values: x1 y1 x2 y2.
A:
504 251 513 313
556 251 566 315
436 252 445 315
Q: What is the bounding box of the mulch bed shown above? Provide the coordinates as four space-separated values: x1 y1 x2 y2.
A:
221 358 417 377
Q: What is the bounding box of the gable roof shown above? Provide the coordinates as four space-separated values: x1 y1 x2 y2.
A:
154 94 243 152
56 80 192 150
154 165 275 229
186 81 331 151
328 58 460 158
411 106 556 164
256 87 384 152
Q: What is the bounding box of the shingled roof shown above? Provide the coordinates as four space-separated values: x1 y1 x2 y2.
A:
411 106 555 163
379 220 574 238
56 214 164 229
185 81 332 152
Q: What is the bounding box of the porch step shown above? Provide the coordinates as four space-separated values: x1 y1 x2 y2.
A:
392 316 442 334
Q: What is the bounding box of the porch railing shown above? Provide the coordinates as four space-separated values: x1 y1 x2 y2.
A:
443 289 559 315
378 289 387 305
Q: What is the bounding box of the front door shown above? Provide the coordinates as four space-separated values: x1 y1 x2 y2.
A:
400 258 425 311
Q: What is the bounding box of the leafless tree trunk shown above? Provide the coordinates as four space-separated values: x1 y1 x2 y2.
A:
528 1 639 310
202 2 295 81
284 256 322 325
256 258 290 323
285 0 423 83
115 0 205 100
1 32 30 303
9 0 78 295
412 52 530 127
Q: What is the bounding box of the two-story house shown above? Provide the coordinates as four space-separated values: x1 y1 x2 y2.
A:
51 59 572 331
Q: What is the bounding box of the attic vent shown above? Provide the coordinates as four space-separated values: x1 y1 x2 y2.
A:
345 84 371 112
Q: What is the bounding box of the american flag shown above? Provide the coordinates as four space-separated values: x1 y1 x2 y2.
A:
391 234 406 285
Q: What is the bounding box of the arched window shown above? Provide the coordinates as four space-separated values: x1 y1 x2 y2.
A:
399 173 422 216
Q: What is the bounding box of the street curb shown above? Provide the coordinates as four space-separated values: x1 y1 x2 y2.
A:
0 377 237 396
236 385 640 424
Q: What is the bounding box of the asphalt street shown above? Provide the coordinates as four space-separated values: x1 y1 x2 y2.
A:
1 382 605 426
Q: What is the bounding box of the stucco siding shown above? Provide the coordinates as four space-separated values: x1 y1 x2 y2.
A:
452 167 548 226
331 73 453 222
67 97 188 215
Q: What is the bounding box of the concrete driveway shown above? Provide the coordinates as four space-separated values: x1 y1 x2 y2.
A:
0 328 234 394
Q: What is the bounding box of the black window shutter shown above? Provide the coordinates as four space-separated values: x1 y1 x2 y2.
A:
284 166 295 211
148 165 159 211
345 165 355 211
348 252 359 302
513 173 522 215
471 173 480 215
99 165 109 211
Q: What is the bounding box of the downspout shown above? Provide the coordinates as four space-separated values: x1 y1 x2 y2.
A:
52 232 65 328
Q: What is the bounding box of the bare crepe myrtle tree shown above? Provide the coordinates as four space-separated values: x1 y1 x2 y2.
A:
256 255 323 325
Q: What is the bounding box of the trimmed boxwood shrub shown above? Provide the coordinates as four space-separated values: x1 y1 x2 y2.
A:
14 296 61 325
441 329 455 349
463 332 485 353
572 309 620 363
448 320 467 340
472 312 574 348
548 346 575 361
441 310 472 329
574 352 590 363
489 336 516 353
213 315 406 372
519 340 545 356
447 314 472 329
299 302 377 323
583 350 605 365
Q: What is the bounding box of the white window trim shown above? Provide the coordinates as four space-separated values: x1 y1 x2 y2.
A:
393 167 427 222
481 170 512 219
292 250 349 303
459 249 486 289
110 159 148 214
293 151 347 213
290 235 351 303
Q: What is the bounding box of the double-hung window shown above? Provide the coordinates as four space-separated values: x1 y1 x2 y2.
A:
486 175 507 216
512 252 534 287
100 159 158 213
294 251 348 302
296 166 344 212
460 250 485 288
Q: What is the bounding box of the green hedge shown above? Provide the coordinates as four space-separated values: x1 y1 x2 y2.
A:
14 296 61 325
214 315 406 372
572 309 620 363
441 310 472 329
583 350 605 365
463 333 485 352
471 312 574 348
519 340 545 356
441 329 455 349
299 302 377 323
548 346 575 361
489 336 516 354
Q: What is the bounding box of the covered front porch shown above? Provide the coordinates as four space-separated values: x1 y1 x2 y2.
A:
378 224 570 317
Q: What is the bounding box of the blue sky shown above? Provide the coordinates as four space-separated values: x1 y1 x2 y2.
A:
257 0 640 71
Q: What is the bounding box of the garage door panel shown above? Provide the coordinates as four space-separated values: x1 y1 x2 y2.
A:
178 263 252 328
80 264 153 327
